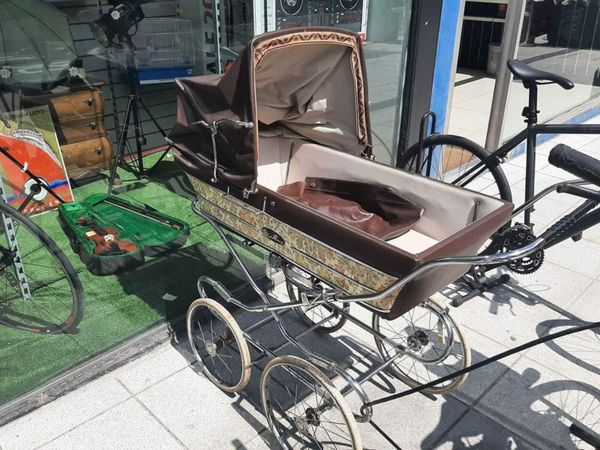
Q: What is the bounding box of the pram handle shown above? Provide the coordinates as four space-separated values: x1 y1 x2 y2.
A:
337 237 547 304
193 118 254 130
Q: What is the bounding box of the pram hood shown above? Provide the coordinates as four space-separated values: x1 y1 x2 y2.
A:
169 27 372 192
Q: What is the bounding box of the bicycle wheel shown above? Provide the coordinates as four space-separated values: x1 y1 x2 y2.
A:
398 134 512 202
261 355 362 450
372 298 471 395
0 202 84 333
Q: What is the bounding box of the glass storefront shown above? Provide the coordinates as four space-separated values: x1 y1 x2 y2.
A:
502 0 600 140
0 0 413 412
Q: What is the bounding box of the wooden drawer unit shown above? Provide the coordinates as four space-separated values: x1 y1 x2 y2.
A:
23 85 113 179
61 137 112 177
49 90 104 120
58 116 106 143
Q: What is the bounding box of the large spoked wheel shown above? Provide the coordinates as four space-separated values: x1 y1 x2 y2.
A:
186 298 251 393
373 298 471 395
284 264 347 334
0 202 84 334
261 355 362 450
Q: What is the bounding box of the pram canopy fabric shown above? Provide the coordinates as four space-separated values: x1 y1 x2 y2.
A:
169 28 372 192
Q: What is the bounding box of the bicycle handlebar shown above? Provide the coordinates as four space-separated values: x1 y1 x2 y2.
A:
549 144 600 188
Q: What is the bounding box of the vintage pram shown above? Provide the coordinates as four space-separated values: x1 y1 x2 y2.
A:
167 28 544 449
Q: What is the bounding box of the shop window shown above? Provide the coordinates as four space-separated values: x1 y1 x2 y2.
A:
0 0 412 412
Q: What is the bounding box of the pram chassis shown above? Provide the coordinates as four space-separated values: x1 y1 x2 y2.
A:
187 203 547 449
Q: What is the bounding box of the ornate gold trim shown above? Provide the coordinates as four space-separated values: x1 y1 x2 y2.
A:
189 176 398 311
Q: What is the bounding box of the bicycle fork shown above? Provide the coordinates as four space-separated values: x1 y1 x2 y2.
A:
0 178 32 300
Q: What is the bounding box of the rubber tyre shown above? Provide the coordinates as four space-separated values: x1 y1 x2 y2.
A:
186 298 251 393
0 202 84 333
261 355 362 449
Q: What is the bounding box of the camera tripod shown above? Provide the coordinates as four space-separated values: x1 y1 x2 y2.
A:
107 50 171 194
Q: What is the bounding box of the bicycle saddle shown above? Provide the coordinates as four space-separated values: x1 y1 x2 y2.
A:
507 59 574 90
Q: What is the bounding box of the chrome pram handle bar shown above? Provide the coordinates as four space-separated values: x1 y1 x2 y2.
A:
336 237 547 304
193 201 547 310
193 118 254 130
193 119 254 184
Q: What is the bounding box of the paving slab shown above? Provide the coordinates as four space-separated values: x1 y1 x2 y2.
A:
39 398 185 450
0 377 130 450
109 341 191 394
508 189 575 229
508 261 594 312
441 271 585 348
238 431 278 450
474 357 600 450
448 326 524 408
544 238 600 279
568 280 600 320
581 217 600 244
431 409 539 450
358 387 468 450
135 365 267 450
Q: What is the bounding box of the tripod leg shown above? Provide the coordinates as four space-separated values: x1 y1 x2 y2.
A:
138 97 170 175
108 96 134 195
138 97 166 138
131 95 145 177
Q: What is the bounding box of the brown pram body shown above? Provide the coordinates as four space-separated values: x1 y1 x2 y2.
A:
170 28 512 320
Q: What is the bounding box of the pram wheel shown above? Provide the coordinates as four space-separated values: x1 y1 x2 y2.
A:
372 298 471 394
284 263 347 333
186 298 251 392
261 355 362 450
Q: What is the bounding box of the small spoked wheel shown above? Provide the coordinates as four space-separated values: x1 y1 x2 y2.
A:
373 298 471 395
284 264 347 333
186 298 251 393
261 355 362 450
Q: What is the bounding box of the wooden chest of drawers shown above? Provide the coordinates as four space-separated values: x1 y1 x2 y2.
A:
24 86 113 178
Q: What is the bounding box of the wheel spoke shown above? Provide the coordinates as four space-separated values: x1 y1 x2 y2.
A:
262 358 357 450
0 204 82 333
374 301 469 394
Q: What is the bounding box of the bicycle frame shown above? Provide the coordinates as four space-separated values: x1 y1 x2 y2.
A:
445 82 600 226
488 121 600 224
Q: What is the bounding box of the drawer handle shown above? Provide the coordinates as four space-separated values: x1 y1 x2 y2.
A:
94 147 103 155
83 97 95 106
87 121 97 129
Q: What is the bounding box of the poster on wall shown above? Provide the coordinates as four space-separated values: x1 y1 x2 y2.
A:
0 105 73 215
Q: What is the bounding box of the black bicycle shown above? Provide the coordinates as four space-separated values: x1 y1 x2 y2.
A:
399 59 600 274
0 175 84 335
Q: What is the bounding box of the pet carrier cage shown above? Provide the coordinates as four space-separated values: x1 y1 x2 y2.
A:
132 18 195 84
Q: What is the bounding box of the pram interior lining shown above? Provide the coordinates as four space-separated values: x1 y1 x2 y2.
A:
256 135 502 255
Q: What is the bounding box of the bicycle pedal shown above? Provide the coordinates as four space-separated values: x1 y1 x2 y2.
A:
571 232 583 242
